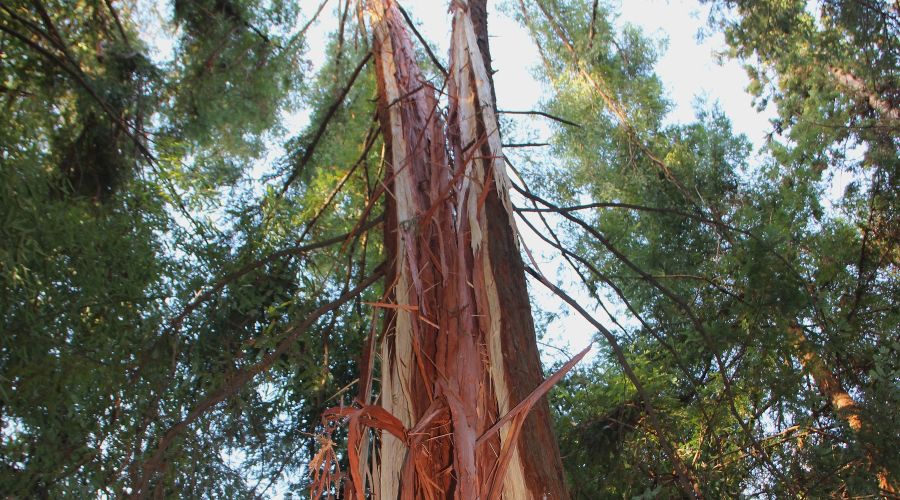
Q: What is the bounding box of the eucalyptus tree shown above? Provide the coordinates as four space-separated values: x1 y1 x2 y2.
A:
1 0 897 498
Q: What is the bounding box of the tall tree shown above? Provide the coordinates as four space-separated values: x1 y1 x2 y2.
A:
1 0 897 498
321 1 570 497
706 0 899 494
514 0 898 497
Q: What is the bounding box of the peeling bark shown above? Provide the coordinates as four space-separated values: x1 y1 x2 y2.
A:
341 1 571 498
465 3 569 495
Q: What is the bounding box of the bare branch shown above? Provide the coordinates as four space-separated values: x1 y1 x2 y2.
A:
502 142 550 148
498 109 582 128
512 179 801 494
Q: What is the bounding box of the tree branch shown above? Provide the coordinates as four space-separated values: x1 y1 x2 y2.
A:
163 214 384 339
828 65 900 123
397 5 448 76
523 265 703 499
498 109 582 128
280 51 373 195
132 267 385 497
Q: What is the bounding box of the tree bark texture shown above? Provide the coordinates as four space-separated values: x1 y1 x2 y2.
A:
338 1 569 498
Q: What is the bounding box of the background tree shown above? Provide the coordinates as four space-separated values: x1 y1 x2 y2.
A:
515 0 898 497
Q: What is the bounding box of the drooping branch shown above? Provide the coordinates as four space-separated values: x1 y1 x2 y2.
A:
513 198 711 396
0 8 153 162
512 184 813 293
161 215 384 339
1 1 221 250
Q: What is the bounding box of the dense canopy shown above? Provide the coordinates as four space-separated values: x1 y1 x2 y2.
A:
0 0 897 498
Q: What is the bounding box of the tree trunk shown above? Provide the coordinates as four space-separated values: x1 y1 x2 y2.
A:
356 0 568 498
788 324 897 496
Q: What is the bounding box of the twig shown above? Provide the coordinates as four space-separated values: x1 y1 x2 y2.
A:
498 109 581 128
502 142 550 148
397 5 448 76
102 0 129 45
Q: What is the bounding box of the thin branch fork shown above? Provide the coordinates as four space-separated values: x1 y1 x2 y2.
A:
296 123 382 243
513 198 711 396
511 185 811 287
502 142 550 148
0 3 219 243
0 8 153 162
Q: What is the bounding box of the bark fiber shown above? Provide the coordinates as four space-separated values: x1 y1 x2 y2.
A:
333 1 569 498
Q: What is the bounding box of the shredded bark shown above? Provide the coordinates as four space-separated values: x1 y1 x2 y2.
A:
313 1 580 498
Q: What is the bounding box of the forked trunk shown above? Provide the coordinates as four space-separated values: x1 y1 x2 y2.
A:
336 0 569 498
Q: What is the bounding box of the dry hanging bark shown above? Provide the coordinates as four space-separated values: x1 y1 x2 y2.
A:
316 0 571 498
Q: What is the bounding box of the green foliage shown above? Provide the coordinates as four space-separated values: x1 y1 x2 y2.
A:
0 0 379 496
167 0 304 158
517 0 898 496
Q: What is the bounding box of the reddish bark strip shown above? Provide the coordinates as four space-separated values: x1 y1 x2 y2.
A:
466 2 569 495
316 1 573 498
